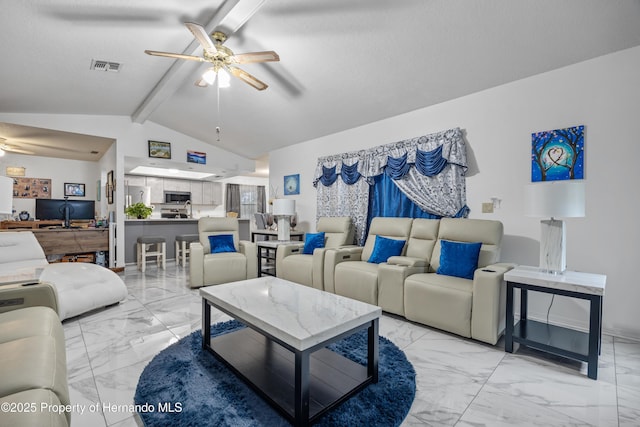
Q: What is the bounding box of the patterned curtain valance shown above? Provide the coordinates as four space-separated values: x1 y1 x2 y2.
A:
315 127 468 244
313 127 466 186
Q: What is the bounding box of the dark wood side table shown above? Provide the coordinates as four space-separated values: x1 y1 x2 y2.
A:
504 265 606 380
256 240 301 277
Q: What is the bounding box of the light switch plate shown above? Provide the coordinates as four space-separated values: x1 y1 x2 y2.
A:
482 202 494 213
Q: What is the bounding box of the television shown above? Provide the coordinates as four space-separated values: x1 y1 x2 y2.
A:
35 198 95 226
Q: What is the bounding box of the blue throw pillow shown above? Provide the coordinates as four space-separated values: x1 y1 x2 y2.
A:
437 240 482 280
368 235 406 264
208 234 236 254
303 232 325 255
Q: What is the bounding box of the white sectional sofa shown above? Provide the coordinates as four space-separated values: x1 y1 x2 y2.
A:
0 231 127 320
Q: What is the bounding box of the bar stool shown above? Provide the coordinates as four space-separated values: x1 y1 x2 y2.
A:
175 234 199 267
137 236 166 272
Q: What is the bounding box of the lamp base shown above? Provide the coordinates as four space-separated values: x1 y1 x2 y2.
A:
540 218 566 274
276 217 290 241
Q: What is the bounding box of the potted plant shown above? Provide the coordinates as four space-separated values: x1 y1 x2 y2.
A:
125 202 153 219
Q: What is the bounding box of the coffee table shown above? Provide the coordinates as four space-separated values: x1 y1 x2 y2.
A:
200 276 381 426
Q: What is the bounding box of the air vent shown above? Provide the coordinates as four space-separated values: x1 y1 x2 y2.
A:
90 151 99 155
90 59 122 72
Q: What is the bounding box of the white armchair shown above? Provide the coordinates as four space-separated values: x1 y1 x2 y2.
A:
276 217 354 290
189 217 257 288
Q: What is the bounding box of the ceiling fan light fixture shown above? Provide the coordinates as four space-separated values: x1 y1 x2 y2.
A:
217 68 231 88
202 68 217 85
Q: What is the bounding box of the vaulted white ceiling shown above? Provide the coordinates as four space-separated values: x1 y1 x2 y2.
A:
1 0 639 162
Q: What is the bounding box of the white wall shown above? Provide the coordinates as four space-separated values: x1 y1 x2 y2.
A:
1 153 101 218
269 45 640 340
0 114 256 268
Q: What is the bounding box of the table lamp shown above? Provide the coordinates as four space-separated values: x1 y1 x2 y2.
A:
525 180 585 274
272 199 295 240
0 176 14 219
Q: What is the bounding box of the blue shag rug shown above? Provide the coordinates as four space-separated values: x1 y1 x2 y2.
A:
135 320 415 426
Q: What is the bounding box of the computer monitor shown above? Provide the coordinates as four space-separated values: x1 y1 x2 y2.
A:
35 198 95 227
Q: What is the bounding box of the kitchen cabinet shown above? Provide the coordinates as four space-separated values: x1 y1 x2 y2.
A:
203 182 222 205
147 177 164 203
163 178 190 192
190 181 203 204
125 175 146 186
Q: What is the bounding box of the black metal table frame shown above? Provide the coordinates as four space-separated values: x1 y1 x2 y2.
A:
202 298 379 426
505 280 603 380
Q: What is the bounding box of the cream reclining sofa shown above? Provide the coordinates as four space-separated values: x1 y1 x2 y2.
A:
0 288 71 426
324 217 512 345
189 217 258 288
275 217 354 289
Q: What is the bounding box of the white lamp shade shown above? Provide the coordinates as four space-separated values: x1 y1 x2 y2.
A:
525 180 585 218
0 176 14 214
272 198 295 216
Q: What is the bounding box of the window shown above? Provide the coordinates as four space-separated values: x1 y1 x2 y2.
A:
239 185 258 220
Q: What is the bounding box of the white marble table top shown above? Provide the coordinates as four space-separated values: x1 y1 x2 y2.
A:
256 240 302 249
504 265 606 296
200 276 381 351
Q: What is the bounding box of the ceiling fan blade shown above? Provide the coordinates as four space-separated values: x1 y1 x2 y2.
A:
2 145 34 155
233 51 280 64
10 140 87 153
185 22 217 54
228 66 268 91
145 50 205 62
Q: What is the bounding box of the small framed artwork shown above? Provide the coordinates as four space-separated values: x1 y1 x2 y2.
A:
96 180 101 201
106 170 114 204
283 174 300 195
531 125 584 182
187 150 206 164
148 140 171 159
64 183 86 197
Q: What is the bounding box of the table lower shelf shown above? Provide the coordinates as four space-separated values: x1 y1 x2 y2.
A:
512 319 590 363
208 327 370 423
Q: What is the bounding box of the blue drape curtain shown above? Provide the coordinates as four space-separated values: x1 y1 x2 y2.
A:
314 128 469 244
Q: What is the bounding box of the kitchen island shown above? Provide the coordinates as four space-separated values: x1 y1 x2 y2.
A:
124 218 250 265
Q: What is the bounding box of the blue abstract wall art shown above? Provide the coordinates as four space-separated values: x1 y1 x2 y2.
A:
531 125 584 182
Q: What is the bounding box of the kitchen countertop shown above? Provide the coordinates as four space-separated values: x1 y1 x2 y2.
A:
124 218 250 223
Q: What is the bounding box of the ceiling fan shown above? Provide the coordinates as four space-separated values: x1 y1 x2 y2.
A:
145 22 279 91
0 138 34 156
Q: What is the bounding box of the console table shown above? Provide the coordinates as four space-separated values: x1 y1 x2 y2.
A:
0 228 109 261
1 220 63 229
504 265 606 380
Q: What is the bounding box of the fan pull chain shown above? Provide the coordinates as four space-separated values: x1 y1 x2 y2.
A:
216 78 222 142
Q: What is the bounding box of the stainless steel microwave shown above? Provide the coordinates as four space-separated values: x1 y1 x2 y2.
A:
164 191 191 204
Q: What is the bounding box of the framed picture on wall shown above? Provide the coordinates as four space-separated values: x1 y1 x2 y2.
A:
187 150 206 164
64 182 85 197
283 174 300 195
148 140 171 159
106 170 114 204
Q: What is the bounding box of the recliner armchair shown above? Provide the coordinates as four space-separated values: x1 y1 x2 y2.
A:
403 218 508 344
327 217 414 304
189 217 257 288
276 217 354 290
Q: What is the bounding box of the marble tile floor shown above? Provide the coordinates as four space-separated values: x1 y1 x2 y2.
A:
63 262 640 426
